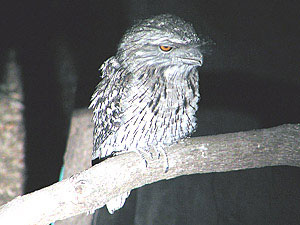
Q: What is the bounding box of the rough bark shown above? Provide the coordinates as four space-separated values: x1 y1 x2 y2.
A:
0 123 299 225
55 109 94 225
0 50 25 205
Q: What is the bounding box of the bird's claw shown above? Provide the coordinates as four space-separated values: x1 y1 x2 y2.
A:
164 165 169 173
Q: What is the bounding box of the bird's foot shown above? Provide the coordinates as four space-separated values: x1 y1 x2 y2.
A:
136 149 150 168
136 147 169 172
154 146 169 173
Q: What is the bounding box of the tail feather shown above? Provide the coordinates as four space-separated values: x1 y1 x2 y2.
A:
106 191 130 214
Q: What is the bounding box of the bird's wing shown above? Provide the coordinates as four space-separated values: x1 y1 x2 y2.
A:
89 56 127 160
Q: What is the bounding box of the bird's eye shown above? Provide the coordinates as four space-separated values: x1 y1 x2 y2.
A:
159 45 173 52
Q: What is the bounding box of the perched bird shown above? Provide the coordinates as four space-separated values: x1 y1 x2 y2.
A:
89 14 203 214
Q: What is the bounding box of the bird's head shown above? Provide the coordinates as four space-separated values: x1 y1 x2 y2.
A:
116 14 203 73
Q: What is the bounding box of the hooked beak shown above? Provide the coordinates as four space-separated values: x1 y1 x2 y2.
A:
180 45 203 66
181 55 203 66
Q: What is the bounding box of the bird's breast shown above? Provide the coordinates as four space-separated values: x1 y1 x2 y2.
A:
114 72 199 151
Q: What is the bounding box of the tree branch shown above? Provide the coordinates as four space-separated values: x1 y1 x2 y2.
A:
0 124 299 225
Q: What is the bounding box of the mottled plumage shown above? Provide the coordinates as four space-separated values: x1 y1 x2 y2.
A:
89 14 203 214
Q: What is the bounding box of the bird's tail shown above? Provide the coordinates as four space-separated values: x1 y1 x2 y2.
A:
106 191 130 214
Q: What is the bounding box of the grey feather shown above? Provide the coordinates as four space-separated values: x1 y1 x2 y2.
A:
89 14 204 214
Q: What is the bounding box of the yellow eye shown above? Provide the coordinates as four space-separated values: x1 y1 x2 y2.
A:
159 45 173 52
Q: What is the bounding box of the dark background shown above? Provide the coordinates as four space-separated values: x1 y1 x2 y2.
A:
1 0 300 224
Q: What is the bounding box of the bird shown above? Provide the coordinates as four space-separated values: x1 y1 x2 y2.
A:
89 14 203 214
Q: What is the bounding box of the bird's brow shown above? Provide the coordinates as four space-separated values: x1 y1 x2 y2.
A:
117 44 136 55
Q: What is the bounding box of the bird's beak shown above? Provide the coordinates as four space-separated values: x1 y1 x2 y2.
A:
180 46 203 66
